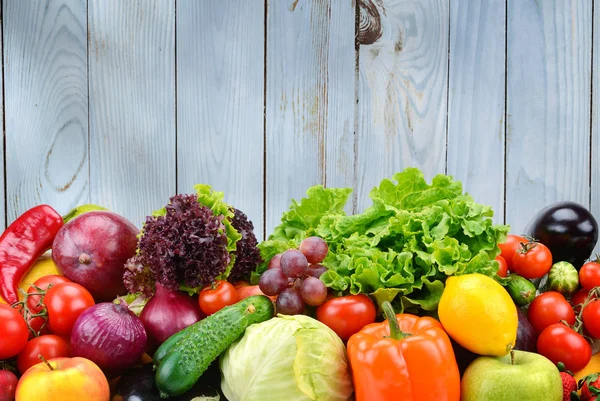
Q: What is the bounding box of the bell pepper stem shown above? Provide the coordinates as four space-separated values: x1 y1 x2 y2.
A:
382 301 410 340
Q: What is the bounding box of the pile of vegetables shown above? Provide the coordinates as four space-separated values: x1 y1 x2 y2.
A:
257 168 509 313
5 168 600 401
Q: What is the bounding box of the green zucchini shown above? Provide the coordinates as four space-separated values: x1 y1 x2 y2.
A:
154 295 274 398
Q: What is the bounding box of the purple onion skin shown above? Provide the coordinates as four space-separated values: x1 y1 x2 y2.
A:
70 302 147 374
514 307 537 352
140 283 203 353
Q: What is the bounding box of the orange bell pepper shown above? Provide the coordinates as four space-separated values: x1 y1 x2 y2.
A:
347 301 461 401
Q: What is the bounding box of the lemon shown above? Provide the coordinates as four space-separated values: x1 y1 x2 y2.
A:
438 273 518 356
0 252 62 304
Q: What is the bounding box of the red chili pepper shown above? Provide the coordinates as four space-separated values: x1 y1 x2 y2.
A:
0 205 64 305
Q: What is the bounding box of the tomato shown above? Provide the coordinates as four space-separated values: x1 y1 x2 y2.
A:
511 241 553 279
16 334 70 374
316 294 377 341
527 291 576 334
537 323 592 372
571 287 597 313
233 281 249 290
498 234 527 270
199 280 239 316
495 255 508 277
26 275 71 314
0 304 29 359
580 261 600 291
582 299 600 339
24 315 51 340
44 282 95 336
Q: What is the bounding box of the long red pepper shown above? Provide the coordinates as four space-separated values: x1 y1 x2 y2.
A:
0 205 64 304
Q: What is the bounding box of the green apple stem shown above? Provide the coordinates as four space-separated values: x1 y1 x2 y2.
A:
510 350 515 365
38 354 54 371
382 301 411 340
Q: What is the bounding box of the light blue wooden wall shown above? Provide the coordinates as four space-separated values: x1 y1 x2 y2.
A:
2 0 598 253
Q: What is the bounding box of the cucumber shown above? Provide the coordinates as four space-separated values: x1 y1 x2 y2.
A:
505 274 537 306
154 295 274 398
153 318 198 365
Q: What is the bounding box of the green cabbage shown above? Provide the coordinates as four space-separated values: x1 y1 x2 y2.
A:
220 314 354 401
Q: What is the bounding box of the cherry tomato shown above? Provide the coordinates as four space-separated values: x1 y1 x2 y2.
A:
16 334 70 374
571 287 597 313
233 281 250 290
0 304 29 359
582 299 600 339
498 234 527 270
580 261 600 291
511 241 552 279
527 291 576 334
199 280 239 316
44 282 95 336
26 275 71 314
24 314 51 340
316 294 377 341
537 323 592 372
495 255 508 277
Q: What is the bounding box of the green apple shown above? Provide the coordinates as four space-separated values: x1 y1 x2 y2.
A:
461 350 562 401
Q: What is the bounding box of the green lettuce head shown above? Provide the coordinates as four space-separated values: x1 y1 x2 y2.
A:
220 314 354 401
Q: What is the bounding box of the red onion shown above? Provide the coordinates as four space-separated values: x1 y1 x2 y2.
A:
140 282 203 350
70 301 147 373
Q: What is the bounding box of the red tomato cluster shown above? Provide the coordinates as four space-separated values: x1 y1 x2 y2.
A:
497 234 600 373
0 276 95 375
498 234 553 279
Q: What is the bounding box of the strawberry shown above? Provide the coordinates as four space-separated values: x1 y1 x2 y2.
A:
579 373 600 401
561 371 578 401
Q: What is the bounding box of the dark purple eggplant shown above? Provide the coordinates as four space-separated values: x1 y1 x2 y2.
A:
450 338 478 377
112 362 224 401
527 201 598 269
514 307 536 352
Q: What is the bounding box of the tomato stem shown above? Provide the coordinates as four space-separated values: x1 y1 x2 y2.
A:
382 301 410 340
574 286 600 334
38 354 54 371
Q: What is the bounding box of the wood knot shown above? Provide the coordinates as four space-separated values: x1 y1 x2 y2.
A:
359 0 383 45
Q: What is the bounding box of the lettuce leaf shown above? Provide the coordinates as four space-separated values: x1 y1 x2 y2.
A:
259 168 509 313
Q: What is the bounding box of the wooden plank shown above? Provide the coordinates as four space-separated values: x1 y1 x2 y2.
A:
4 0 88 223
446 0 505 224
176 0 265 238
265 0 356 236
356 0 450 212
88 0 175 227
324 1 357 206
506 0 592 235
592 0 600 258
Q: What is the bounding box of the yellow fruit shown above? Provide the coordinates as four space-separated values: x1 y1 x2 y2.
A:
0 253 61 304
574 351 600 382
438 273 518 356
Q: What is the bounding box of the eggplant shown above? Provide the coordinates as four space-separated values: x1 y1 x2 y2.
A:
526 201 598 269
112 362 224 401
450 338 478 377
514 307 536 352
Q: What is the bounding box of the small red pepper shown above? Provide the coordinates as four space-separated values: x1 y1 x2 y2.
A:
0 205 64 305
347 301 461 401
